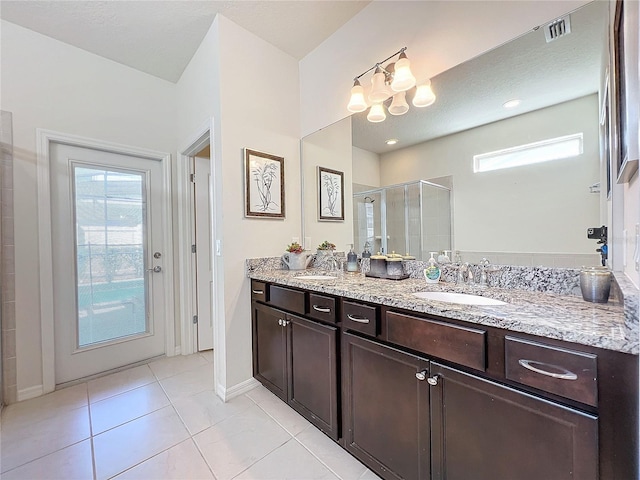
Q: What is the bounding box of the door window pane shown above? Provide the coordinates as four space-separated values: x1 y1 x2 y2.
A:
73 166 148 347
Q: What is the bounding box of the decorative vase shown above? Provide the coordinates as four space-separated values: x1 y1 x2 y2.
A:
281 251 313 270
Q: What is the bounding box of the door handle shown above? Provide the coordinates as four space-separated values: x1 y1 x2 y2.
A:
147 266 162 273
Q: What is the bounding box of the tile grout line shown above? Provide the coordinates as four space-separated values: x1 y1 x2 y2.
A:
86 382 98 480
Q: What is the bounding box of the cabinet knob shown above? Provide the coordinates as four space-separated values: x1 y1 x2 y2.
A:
427 375 440 386
278 319 284 326
415 370 428 381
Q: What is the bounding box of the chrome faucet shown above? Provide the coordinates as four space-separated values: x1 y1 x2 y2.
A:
478 258 490 287
456 262 474 285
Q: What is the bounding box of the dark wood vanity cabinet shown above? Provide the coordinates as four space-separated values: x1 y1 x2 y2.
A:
342 331 430 480
429 361 598 480
288 313 339 439
251 281 637 480
251 281 340 440
252 302 289 401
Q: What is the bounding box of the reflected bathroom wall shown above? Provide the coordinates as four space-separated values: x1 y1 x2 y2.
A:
353 180 452 259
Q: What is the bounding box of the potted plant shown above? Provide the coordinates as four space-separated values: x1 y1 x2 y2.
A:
281 242 312 270
315 240 336 260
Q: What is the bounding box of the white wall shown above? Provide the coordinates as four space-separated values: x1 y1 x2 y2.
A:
216 16 301 389
302 117 353 251
0 20 177 395
352 146 380 188
379 95 600 255
299 0 590 137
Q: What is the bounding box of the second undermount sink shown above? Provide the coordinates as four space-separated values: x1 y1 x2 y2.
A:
296 275 337 280
412 291 507 306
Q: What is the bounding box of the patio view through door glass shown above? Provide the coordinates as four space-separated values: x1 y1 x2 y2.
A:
73 166 148 347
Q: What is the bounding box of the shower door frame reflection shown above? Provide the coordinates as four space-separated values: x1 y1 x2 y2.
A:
353 180 452 259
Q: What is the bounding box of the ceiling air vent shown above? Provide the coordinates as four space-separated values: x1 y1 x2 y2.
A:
544 15 571 43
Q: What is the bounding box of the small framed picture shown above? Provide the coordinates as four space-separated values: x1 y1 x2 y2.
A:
318 166 344 221
244 149 285 218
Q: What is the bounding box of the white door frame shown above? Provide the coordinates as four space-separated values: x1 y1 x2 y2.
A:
177 118 226 399
36 129 175 394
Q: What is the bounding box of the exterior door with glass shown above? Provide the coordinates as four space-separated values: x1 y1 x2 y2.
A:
50 143 167 384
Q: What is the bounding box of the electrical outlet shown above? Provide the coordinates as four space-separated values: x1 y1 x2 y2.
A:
305 236 312 250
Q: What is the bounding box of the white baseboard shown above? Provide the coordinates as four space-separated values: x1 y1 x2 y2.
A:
217 377 260 402
18 385 44 402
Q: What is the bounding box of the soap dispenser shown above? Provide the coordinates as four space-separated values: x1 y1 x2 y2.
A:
424 252 441 284
347 244 359 272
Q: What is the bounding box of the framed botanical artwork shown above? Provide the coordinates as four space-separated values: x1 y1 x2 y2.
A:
244 149 285 218
318 166 344 221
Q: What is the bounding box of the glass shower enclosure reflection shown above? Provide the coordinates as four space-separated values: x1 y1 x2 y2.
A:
353 180 452 260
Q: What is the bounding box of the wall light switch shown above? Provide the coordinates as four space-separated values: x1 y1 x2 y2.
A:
216 239 222 256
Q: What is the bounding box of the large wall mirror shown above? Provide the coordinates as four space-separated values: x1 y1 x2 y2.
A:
302 1 608 268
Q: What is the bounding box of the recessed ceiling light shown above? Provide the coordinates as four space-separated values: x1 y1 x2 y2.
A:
503 99 521 109
386 139 398 145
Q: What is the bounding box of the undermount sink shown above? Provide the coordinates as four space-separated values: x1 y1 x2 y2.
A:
412 291 507 306
296 275 337 280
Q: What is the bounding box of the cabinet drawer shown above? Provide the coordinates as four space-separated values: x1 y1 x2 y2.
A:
505 336 598 407
386 311 486 371
342 301 379 337
269 285 306 315
307 293 338 324
251 281 267 302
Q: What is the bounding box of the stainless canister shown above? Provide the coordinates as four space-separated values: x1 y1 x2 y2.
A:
579 266 612 303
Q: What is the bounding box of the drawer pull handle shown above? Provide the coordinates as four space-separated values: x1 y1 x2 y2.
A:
347 314 370 324
518 359 578 380
313 305 331 313
252 290 264 295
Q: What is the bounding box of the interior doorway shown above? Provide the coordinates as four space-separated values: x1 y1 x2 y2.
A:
192 146 214 351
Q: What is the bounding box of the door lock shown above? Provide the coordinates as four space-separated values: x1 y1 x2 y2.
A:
154 252 162 259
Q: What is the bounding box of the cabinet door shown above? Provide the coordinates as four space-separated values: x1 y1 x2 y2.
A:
288 314 339 440
342 331 430 480
252 302 288 401
430 362 598 480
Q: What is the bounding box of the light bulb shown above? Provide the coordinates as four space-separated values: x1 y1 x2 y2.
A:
368 67 393 103
388 91 409 115
367 103 386 123
413 81 436 107
390 52 416 92
347 80 368 113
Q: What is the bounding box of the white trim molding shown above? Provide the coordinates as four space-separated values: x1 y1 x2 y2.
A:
221 377 261 401
18 385 44 402
36 129 175 394
177 118 226 401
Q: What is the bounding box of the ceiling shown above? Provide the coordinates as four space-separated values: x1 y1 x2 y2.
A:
0 0 370 83
351 0 608 154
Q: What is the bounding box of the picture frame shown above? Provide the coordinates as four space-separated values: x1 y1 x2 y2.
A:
612 0 639 183
318 166 344 221
244 149 285 218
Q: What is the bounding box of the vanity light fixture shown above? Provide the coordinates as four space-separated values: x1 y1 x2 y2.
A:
503 99 521 109
347 47 436 123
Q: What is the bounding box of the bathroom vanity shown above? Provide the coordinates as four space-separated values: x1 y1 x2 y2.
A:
248 266 638 480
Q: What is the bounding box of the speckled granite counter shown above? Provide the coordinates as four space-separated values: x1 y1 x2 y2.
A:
248 264 639 355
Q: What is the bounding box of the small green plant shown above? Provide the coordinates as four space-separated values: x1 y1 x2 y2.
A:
317 240 336 251
286 242 304 254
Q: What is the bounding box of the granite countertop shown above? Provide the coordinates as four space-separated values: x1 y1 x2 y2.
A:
248 267 639 355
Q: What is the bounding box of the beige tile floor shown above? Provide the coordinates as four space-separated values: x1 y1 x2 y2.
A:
0 352 377 480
